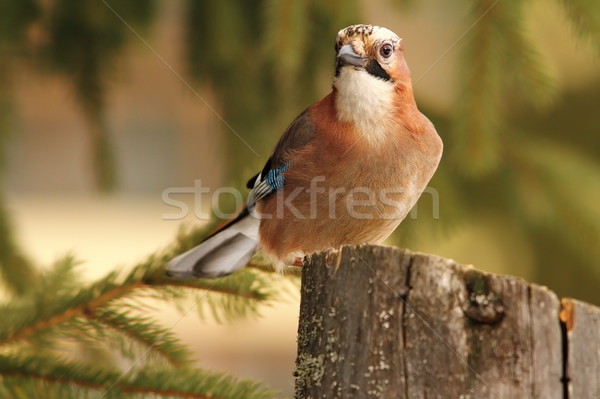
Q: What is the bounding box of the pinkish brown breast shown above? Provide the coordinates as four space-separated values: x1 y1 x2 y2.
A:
257 94 442 264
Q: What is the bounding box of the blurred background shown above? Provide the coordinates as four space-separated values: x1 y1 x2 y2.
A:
1 0 599 397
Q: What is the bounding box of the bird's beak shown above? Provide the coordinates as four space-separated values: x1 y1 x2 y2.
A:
337 44 366 67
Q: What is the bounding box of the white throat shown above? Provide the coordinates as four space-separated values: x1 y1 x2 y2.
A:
334 67 395 142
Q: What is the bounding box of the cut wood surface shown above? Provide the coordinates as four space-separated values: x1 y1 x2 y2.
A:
294 245 595 399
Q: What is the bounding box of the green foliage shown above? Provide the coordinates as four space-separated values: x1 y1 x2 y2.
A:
0 353 275 399
0 0 599 396
42 0 155 192
83 307 194 366
0 0 40 51
558 0 600 52
0 194 37 296
0 1 40 296
424 0 599 302
453 0 555 176
509 138 600 276
0 225 283 398
185 0 360 184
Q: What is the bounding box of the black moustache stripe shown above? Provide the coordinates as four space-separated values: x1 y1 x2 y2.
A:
335 59 343 77
365 59 392 82
334 59 392 81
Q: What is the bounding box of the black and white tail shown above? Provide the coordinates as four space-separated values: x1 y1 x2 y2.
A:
166 212 259 279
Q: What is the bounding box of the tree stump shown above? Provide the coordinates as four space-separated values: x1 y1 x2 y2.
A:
561 298 600 398
294 245 597 398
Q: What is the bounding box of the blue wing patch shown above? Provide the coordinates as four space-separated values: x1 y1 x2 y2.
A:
246 163 290 208
266 164 289 191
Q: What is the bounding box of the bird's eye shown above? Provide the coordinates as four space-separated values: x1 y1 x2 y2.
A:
380 43 393 58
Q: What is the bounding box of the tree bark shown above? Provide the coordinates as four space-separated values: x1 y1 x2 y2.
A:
561 298 600 398
294 245 579 398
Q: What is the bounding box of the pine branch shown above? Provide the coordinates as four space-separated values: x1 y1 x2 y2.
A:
0 279 143 346
0 274 271 346
175 269 276 323
0 0 41 49
0 354 276 399
557 0 600 53
42 1 154 192
0 198 38 296
508 137 600 272
263 0 309 89
453 0 557 176
0 63 39 297
0 229 275 347
453 0 503 175
83 103 116 192
499 2 555 108
86 308 193 366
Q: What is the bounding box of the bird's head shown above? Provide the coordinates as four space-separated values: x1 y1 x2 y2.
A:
333 24 409 89
331 25 414 138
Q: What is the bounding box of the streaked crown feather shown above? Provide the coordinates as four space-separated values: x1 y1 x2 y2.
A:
336 25 400 57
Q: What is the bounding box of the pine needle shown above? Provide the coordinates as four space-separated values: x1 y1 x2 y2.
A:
557 0 600 53
0 353 277 399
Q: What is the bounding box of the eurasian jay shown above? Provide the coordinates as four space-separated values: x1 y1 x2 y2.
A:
167 24 442 279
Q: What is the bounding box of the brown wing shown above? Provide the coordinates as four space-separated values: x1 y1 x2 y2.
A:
245 107 316 205
246 107 316 188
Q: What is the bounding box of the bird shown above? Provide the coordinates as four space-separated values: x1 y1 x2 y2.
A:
166 24 443 279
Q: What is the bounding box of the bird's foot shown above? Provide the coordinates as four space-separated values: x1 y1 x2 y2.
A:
292 257 303 267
